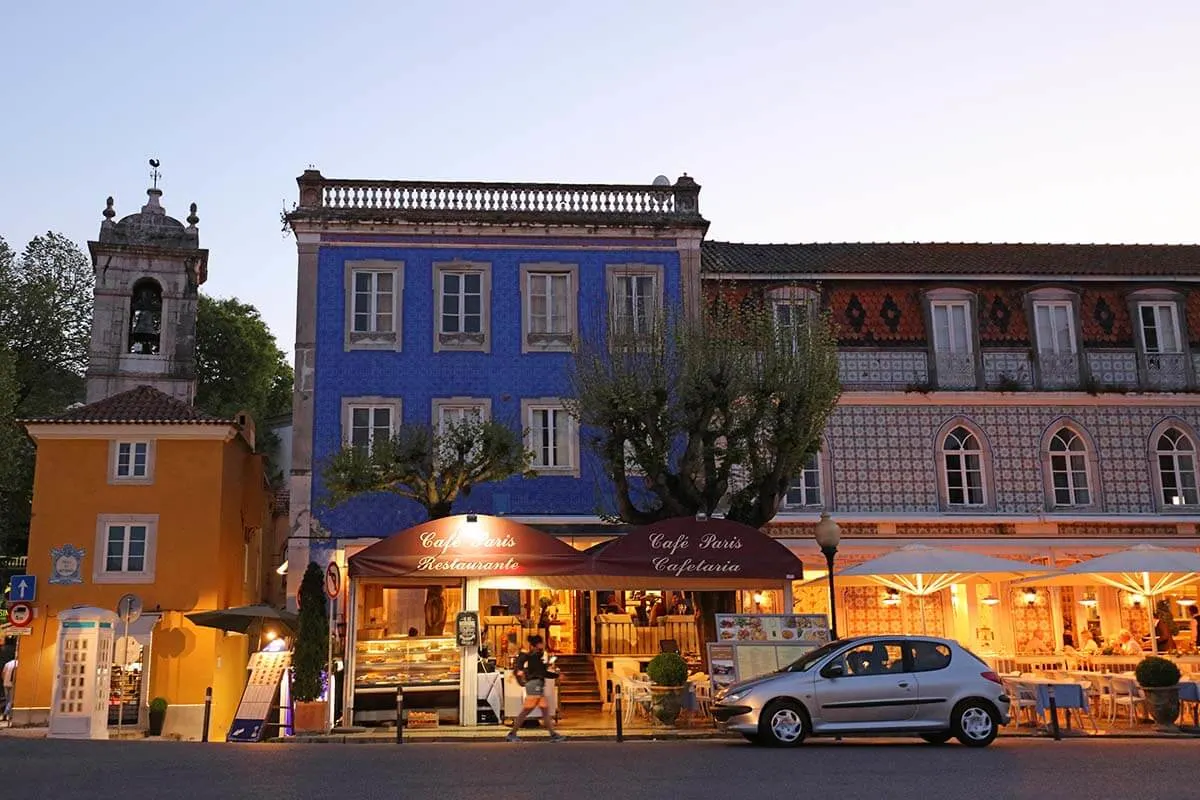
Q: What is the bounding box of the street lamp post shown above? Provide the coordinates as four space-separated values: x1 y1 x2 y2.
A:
814 512 842 640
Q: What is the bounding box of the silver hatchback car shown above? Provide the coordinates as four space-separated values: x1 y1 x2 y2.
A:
711 635 1010 747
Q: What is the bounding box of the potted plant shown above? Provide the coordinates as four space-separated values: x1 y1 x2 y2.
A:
646 652 689 727
148 697 168 736
292 561 330 735
1135 655 1181 731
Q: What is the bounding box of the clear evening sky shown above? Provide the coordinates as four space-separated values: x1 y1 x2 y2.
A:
2 1 1197 356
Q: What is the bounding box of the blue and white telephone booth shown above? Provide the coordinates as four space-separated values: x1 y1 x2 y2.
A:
49 607 119 740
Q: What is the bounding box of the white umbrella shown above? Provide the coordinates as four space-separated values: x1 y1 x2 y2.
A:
831 544 1056 633
1014 544 1200 653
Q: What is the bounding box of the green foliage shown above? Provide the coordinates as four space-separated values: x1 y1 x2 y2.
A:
1135 655 1181 687
149 697 169 714
195 294 293 426
566 287 842 528
646 651 689 687
293 562 329 702
321 418 533 520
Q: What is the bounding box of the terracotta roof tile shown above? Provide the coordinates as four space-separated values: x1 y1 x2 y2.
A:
702 241 1200 277
22 385 230 425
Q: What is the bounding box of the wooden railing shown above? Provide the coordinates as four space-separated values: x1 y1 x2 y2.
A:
291 170 704 224
595 617 701 656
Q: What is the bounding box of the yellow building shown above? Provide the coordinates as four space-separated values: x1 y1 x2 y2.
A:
13 386 270 739
7 180 273 739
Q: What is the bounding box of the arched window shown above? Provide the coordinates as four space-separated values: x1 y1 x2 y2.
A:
942 426 986 507
1048 428 1091 507
128 279 163 355
1156 427 1198 507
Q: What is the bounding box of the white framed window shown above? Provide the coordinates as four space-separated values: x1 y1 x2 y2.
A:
942 426 986 507
345 260 403 351
931 301 973 354
434 261 491 352
341 396 401 451
522 399 577 476
1033 302 1077 355
109 440 153 484
1138 302 1182 354
1048 428 1091 507
607 265 663 339
521 264 579 352
784 453 822 508
94 514 157 584
1157 427 1199 507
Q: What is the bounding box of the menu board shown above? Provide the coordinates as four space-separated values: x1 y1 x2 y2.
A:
708 613 830 697
715 613 830 644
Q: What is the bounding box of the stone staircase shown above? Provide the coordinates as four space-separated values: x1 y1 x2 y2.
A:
553 654 603 710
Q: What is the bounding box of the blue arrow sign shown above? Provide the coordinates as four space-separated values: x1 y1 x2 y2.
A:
8 575 36 603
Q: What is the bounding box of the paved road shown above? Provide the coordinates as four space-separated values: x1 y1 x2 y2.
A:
0 737 1193 799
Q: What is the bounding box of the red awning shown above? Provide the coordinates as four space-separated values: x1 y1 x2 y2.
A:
349 514 590 579
587 517 805 583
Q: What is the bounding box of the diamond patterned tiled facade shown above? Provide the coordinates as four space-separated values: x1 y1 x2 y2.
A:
823 404 1200 514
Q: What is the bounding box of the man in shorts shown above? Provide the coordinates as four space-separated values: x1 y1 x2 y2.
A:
506 635 565 742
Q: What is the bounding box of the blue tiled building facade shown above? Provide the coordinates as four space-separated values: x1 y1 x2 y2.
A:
312 241 685 536
284 172 707 598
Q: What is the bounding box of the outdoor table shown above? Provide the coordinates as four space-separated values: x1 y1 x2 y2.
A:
1179 681 1200 727
1023 678 1091 732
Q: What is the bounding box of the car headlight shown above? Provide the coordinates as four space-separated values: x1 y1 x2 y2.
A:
723 689 750 704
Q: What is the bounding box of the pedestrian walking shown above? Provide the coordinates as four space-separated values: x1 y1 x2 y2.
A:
506 635 565 742
2 656 16 721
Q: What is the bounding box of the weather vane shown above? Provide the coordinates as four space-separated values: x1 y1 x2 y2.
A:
149 158 161 189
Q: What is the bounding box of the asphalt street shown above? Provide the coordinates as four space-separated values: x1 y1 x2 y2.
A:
0 737 1193 800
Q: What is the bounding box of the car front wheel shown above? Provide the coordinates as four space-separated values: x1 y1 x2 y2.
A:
952 701 998 748
759 700 808 747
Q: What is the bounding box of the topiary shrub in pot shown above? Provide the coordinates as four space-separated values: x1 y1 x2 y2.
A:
646 652 689 726
1135 655 1181 731
148 697 168 736
292 562 330 735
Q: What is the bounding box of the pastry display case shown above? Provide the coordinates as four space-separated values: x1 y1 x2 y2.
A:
354 636 461 690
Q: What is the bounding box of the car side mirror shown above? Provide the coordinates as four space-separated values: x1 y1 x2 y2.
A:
822 664 845 679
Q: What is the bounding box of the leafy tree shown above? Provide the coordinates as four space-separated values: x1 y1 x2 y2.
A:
195 294 293 426
322 417 533 520
293 561 329 702
0 233 92 411
567 292 841 529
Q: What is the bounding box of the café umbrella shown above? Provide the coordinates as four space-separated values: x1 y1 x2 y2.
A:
1014 544 1200 653
831 544 1055 634
187 604 299 647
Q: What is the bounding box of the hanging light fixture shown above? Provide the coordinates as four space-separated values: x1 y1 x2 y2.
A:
1079 592 1098 608
1178 598 1197 608
1128 593 1145 608
981 595 1000 606
881 588 902 607
1022 589 1038 607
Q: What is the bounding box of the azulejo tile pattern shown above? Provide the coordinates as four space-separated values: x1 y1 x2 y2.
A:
982 352 1034 388
823 404 1200 514
1085 351 1140 388
838 350 928 387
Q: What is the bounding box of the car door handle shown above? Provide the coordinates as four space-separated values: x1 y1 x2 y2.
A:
897 682 910 688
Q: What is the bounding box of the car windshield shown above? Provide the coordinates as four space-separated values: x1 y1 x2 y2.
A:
781 638 862 673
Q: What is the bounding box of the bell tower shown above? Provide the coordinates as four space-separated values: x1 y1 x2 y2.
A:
85 162 208 403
